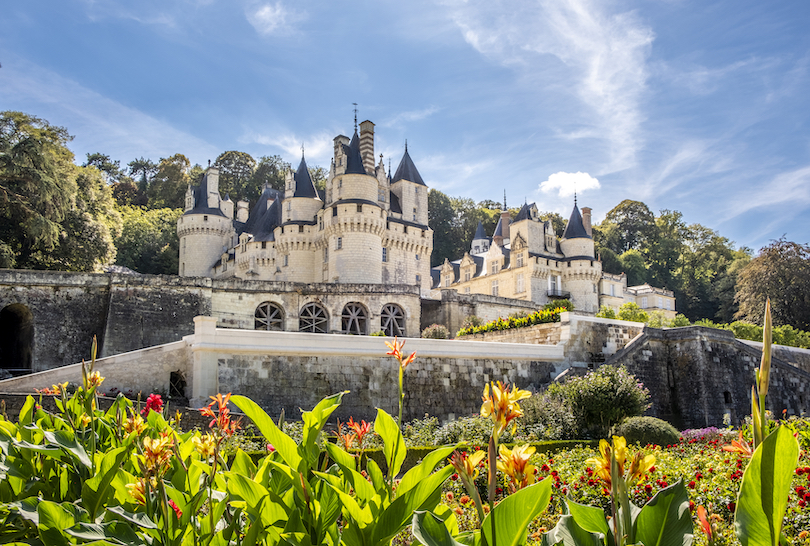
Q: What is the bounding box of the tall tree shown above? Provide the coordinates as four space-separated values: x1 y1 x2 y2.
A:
214 151 256 201
619 249 647 286
735 238 810 330
603 200 657 253
115 206 183 274
127 157 157 193
83 152 123 184
309 166 327 192
147 154 190 209
428 189 455 266
0 111 78 268
251 155 290 195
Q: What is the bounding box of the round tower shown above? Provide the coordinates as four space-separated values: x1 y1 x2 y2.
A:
559 200 600 312
177 166 235 277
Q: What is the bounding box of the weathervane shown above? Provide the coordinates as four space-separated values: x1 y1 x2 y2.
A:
301 143 305 159
353 103 358 131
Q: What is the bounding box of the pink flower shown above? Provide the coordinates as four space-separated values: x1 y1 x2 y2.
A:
168 499 182 518
142 393 164 416
267 444 275 452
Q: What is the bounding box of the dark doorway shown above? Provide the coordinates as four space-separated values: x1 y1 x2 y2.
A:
0 304 34 374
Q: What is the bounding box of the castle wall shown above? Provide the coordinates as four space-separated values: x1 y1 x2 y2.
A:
420 291 538 336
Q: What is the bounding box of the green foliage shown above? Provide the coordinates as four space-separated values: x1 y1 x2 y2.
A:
214 151 256 202
434 416 513 445
671 313 690 327
370 330 386 336
595 305 616 319
619 249 648 286
251 155 290 194
114 206 183 274
611 416 680 447
455 306 566 337
547 366 650 438
544 298 572 312
422 323 450 339
645 310 671 328
460 315 484 330
147 154 190 209
617 301 649 323
519 393 578 441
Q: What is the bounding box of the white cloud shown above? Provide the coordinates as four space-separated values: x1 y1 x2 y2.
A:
539 171 600 197
246 2 305 36
381 107 441 128
444 0 653 173
243 130 334 166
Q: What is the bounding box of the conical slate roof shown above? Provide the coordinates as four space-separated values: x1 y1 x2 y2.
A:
493 217 503 238
562 204 591 240
344 131 366 175
472 221 487 240
392 145 425 186
513 203 532 222
292 157 318 198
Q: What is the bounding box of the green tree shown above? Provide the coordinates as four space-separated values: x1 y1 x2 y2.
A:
619 249 647 285
114 206 183 274
127 157 157 193
0 111 78 268
597 246 623 275
214 151 256 201
713 247 752 323
252 155 290 194
83 152 123 184
735 238 810 331
309 165 327 192
147 154 190 209
617 302 649 323
603 199 657 253
428 189 455 266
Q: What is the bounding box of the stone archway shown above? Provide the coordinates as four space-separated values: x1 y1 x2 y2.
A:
0 303 34 374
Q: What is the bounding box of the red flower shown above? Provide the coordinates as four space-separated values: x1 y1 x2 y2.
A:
688 481 696 489
142 393 164 416
727 502 736 512
168 499 182 519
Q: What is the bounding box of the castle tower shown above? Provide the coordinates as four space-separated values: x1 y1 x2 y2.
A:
559 200 601 312
470 221 489 254
177 166 235 277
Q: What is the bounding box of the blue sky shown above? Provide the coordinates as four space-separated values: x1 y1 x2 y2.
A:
3 0 809 252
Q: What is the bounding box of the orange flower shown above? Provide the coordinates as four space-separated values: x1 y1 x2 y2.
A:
200 393 241 437
497 443 537 490
586 436 635 489
385 337 416 370
480 381 531 439
347 417 372 448
126 477 156 505
87 371 104 388
722 430 753 458
334 419 357 451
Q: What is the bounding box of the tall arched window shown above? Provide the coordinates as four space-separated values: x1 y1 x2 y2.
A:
299 303 328 333
255 302 284 330
341 302 368 335
380 304 405 337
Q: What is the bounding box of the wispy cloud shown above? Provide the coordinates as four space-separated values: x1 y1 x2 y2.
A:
380 107 441 128
78 0 177 27
245 2 306 36
721 164 810 222
3 55 219 165
242 130 334 166
657 58 772 96
539 171 600 197
444 0 653 174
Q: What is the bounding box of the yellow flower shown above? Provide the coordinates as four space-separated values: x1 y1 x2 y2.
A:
78 414 92 428
627 450 655 482
449 449 486 481
587 436 653 489
480 381 531 438
87 371 104 388
497 443 537 490
192 433 217 458
126 477 157 505
123 412 147 436
142 431 175 477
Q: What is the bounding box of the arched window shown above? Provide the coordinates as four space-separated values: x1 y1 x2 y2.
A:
0 304 34 373
341 302 368 335
299 303 328 333
380 304 405 337
255 302 284 331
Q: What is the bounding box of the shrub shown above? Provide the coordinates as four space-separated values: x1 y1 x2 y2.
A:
595 305 616 319
518 393 578 441
617 302 649 323
455 306 566 337
460 315 484 330
402 414 441 447
671 313 690 327
421 323 450 339
544 299 572 312
645 310 671 328
547 365 650 438
433 415 513 445
370 330 386 336
611 416 680 447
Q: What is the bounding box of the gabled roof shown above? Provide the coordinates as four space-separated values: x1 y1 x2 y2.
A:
391 146 425 186
241 187 283 241
472 221 487 240
343 131 367 175
562 204 591 240
292 157 318 198
513 202 534 222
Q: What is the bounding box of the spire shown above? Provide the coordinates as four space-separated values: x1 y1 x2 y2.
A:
353 103 358 131
561 199 591 240
343 130 366 174
472 220 487 241
292 156 318 198
392 145 425 186
503 190 507 211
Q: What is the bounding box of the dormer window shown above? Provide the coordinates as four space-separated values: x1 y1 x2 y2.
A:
516 254 524 268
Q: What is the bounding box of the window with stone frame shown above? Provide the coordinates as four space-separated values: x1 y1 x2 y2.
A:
380 304 405 336
255 302 284 331
299 303 328 333
491 261 499 275
516 253 524 267
341 302 368 335
491 279 498 296
517 273 524 293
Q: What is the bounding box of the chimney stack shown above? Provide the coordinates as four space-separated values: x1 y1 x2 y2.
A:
236 200 250 223
359 120 375 175
581 207 592 236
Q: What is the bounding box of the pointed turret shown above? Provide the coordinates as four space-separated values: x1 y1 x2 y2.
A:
392 144 425 186
344 131 367 175
561 204 591 240
292 156 317 198
471 220 489 254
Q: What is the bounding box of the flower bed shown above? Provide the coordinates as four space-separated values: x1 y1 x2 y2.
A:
456 306 568 337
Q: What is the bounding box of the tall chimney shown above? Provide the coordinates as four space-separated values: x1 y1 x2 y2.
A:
359 120 375 175
582 207 592 236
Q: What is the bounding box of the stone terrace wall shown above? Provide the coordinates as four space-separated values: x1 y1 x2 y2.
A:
421 290 539 336
606 326 810 429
